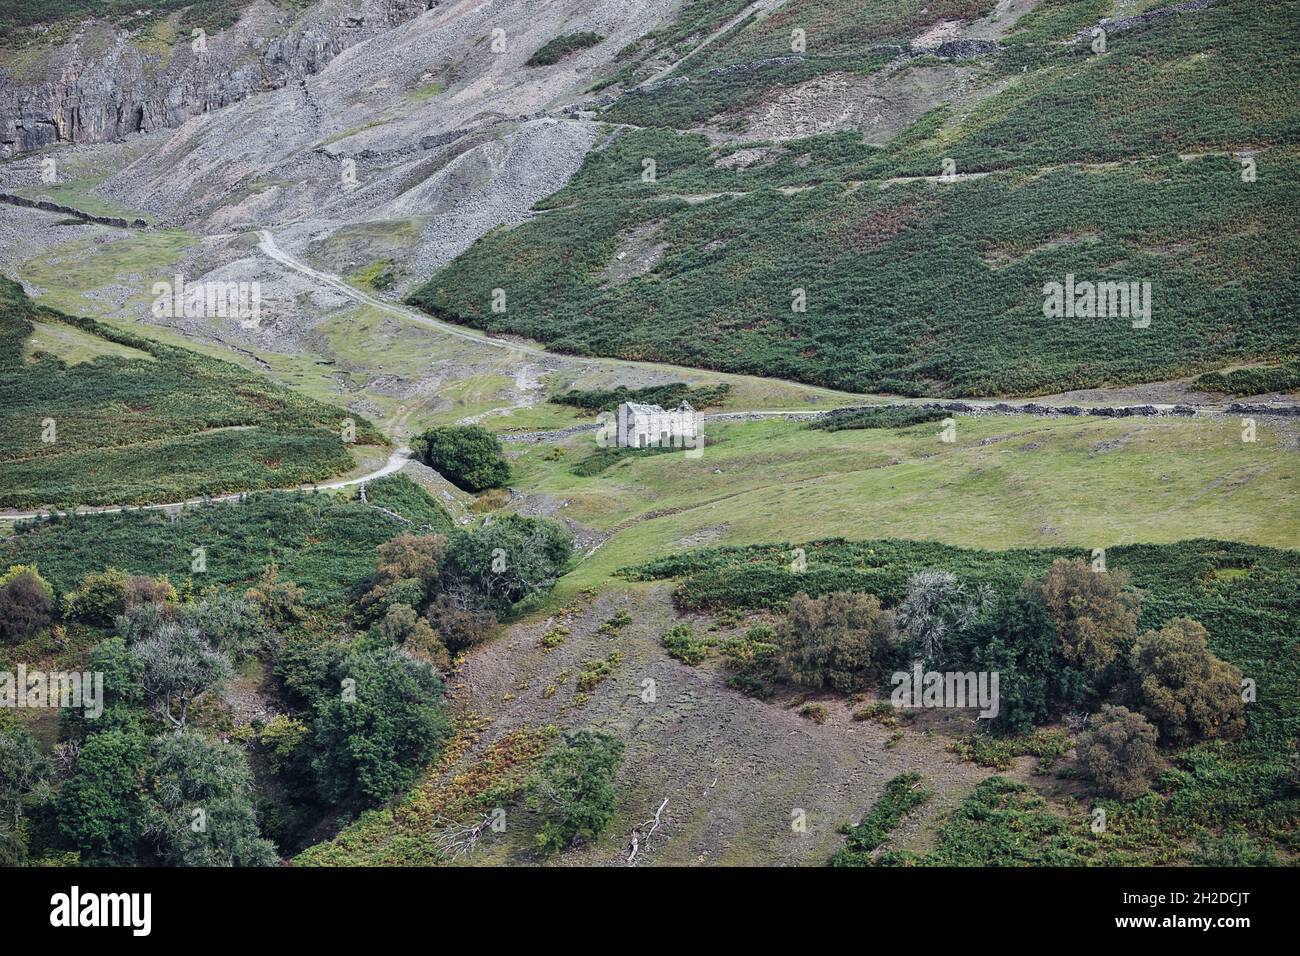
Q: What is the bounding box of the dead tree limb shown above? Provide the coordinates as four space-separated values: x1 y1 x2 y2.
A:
627 798 668 864
429 812 495 862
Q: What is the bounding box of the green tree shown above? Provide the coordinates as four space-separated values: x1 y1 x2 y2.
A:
529 730 624 855
311 646 450 805
143 733 277 866
968 591 1089 734
1131 617 1246 745
1076 705 1162 800
275 636 349 708
1029 558 1141 679
61 636 145 740
441 514 573 610
178 589 267 661
56 728 149 864
777 591 897 694
412 426 510 492
0 720 51 864
64 567 130 627
132 622 233 735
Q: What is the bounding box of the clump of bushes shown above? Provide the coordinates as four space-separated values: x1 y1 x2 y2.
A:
776 591 897 694
661 623 713 665
599 609 632 635
1027 558 1141 679
808 405 949 432
831 772 932 866
951 729 1070 771
1130 617 1245 744
0 564 54 642
798 702 827 724
550 381 730 414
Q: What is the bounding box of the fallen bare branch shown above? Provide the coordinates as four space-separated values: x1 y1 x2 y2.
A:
627 797 668 864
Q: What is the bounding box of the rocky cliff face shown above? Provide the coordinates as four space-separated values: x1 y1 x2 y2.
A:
0 0 430 156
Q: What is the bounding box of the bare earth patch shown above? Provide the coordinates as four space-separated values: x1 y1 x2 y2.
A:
451 586 994 866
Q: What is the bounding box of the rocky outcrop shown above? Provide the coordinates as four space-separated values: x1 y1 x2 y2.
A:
0 0 429 156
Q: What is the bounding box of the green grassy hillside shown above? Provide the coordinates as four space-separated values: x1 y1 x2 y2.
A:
410 0 1300 396
0 277 383 509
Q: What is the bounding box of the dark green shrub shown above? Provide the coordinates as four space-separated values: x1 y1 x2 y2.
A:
311 645 450 806
809 405 949 432
528 730 623 855
440 514 573 610
831 772 931 866
661 623 712 664
411 426 510 492
525 31 603 66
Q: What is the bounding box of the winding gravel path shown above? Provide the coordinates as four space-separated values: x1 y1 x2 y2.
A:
0 446 411 521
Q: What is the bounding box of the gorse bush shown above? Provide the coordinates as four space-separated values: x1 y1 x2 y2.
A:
1029 558 1141 679
439 514 574 611
0 565 54 642
661 623 713 665
1130 618 1246 746
1075 705 1163 800
777 591 897 694
310 645 451 806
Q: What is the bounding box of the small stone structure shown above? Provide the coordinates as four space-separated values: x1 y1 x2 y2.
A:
616 401 698 448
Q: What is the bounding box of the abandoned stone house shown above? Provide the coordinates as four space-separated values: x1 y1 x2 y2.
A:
615 401 699 448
